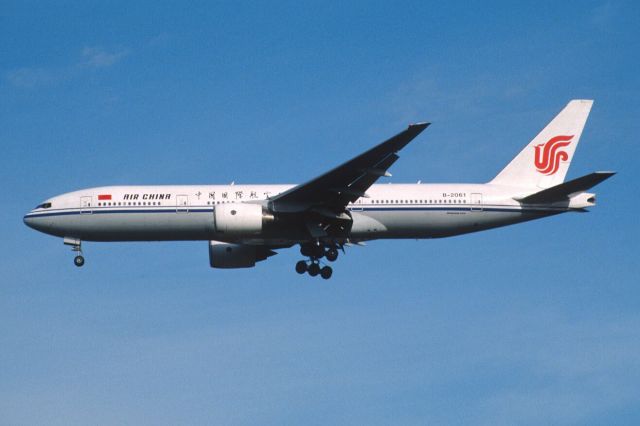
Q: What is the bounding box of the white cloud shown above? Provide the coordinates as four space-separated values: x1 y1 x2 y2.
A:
82 46 130 68
5 46 130 88
5 67 55 88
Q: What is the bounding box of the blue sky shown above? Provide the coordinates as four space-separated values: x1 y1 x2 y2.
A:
1 1 639 424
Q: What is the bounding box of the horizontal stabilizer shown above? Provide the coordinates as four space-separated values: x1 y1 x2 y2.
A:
518 171 615 204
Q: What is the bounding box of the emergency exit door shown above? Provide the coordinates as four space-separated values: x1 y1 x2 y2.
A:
176 195 189 213
80 196 92 214
470 193 483 211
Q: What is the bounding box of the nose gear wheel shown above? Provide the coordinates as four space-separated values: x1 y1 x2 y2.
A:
64 237 85 267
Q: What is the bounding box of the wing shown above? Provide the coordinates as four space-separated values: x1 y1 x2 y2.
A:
270 122 429 213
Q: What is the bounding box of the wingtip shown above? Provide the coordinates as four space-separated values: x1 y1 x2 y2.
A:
569 99 594 106
409 122 430 130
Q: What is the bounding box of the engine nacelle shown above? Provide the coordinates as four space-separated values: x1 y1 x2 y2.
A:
213 203 273 235
209 240 275 268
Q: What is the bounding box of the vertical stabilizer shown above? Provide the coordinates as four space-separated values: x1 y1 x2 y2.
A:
490 100 593 189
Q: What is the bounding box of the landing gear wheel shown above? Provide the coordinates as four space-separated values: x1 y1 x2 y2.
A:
295 260 308 274
308 263 320 277
320 266 333 280
325 248 338 262
74 255 85 267
311 244 325 258
300 245 312 257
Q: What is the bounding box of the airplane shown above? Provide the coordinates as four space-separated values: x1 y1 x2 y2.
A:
24 99 614 279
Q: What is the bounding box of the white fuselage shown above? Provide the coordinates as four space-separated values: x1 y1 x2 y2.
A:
23 183 580 245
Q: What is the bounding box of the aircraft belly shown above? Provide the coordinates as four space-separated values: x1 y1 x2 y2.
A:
54 211 215 241
351 209 550 239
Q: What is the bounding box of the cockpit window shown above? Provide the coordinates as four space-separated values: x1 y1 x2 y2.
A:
36 202 52 209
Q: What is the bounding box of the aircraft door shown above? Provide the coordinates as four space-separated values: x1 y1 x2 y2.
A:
80 196 92 214
176 194 189 213
470 193 483 211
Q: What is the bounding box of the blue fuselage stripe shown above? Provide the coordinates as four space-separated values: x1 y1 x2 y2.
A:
24 205 564 220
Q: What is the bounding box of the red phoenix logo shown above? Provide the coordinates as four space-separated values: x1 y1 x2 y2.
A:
534 135 574 175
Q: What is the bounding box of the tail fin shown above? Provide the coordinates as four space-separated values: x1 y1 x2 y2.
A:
490 100 593 189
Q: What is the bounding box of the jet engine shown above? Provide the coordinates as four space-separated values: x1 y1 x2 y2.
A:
208 240 276 268
213 203 274 235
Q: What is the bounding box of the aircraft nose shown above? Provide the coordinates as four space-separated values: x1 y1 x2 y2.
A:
23 211 37 229
23 210 50 233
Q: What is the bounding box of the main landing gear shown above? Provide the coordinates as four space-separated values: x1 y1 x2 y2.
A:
64 237 85 267
295 242 339 279
295 260 333 279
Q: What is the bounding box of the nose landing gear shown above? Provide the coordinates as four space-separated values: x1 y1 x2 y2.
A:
64 237 85 267
74 255 85 267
